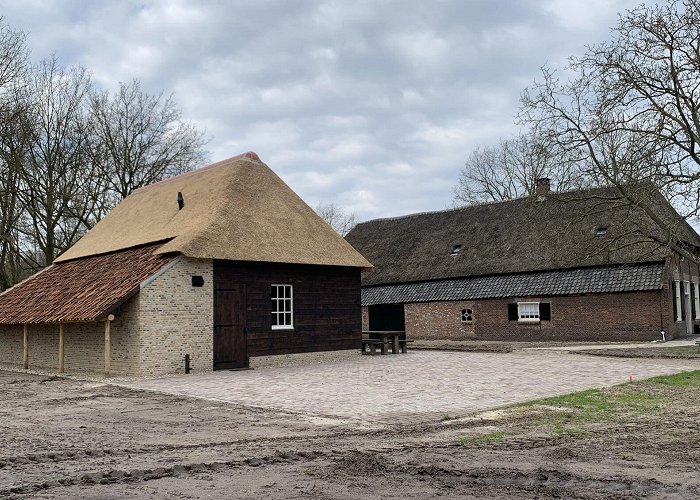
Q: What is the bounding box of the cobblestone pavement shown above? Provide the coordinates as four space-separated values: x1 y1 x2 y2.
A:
118 350 699 423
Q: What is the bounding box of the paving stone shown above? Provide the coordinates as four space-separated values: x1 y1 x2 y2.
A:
116 350 699 424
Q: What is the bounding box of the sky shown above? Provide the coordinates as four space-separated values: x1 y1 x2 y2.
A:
0 0 653 221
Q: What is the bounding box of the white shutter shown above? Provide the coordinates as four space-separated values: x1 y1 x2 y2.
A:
675 281 682 322
694 283 700 320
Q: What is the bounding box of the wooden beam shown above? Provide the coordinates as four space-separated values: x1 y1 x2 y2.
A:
104 314 114 377
23 324 28 370
58 323 65 373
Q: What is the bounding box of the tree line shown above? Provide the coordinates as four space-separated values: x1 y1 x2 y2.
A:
0 20 206 289
454 0 700 255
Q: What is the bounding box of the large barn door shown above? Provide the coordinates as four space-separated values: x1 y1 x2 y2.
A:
214 285 248 370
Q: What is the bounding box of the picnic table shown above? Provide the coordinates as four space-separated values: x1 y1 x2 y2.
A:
361 330 412 354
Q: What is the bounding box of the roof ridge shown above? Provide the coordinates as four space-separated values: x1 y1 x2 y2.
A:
356 197 529 225
133 151 262 194
355 184 625 226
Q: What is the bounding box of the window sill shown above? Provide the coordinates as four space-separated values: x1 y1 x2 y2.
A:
271 326 294 331
518 319 540 324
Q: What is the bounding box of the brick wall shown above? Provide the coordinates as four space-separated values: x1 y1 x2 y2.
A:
373 290 672 342
405 301 476 340
473 291 667 341
0 294 140 374
0 257 213 377
137 257 213 376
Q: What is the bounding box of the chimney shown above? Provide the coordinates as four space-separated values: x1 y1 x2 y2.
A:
535 178 550 197
177 192 184 210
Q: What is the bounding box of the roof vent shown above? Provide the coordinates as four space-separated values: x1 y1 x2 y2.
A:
595 226 607 237
177 192 184 210
451 244 462 256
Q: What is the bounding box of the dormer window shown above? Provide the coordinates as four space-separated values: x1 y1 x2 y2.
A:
595 227 607 238
451 244 462 256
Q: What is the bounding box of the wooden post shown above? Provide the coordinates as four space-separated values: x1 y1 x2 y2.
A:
58 323 65 373
104 314 114 377
23 324 28 369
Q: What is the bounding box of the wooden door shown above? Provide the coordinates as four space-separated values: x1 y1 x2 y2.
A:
214 285 248 369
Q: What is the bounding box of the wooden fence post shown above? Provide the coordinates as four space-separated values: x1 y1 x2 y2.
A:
23 324 28 369
104 315 114 377
58 323 65 373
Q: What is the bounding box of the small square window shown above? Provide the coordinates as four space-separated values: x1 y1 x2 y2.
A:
451 244 462 256
518 302 540 322
460 308 473 322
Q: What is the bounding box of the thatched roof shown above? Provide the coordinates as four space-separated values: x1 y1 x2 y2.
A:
0 243 175 324
346 185 700 286
57 152 371 269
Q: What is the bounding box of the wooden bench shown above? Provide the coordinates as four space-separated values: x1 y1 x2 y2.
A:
361 339 386 355
398 339 414 353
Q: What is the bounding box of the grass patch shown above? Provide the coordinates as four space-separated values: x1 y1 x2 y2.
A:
531 386 665 421
456 370 700 448
645 369 700 387
460 430 511 445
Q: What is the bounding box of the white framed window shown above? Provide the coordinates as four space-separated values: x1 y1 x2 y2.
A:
518 302 540 322
460 308 473 322
271 284 293 330
674 280 682 322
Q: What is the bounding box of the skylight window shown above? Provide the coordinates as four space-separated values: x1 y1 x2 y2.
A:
595 227 608 237
451 244 462 256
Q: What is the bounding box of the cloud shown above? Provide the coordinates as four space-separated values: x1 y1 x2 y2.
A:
0 0 653 221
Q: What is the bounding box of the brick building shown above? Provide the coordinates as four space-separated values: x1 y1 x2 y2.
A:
0 153 371 376
346 180 700 341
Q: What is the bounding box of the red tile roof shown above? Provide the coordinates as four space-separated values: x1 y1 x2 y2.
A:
0 243 176 325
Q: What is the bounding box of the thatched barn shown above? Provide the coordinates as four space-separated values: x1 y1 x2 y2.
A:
0 152 371 376
345 180 700 341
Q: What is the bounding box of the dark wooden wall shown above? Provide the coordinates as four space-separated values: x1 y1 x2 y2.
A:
213 260 362 357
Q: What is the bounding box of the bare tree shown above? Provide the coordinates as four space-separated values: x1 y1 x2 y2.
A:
0 99 30 288
16 57 97 268
315 203 358 236
453 131 589 205
520 0 700 255
0 19 28 288
0 18 25 93
0 21 209 282
89 79 207 202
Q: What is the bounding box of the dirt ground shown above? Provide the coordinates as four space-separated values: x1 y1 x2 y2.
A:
1 368 699 499
572 345 700 359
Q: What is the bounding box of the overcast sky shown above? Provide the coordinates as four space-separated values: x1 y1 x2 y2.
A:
0 0 652 221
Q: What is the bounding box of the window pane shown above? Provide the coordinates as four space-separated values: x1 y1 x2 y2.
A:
285 312 292 326
271 313 278 326
271 286 278 299
519 303 539 319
